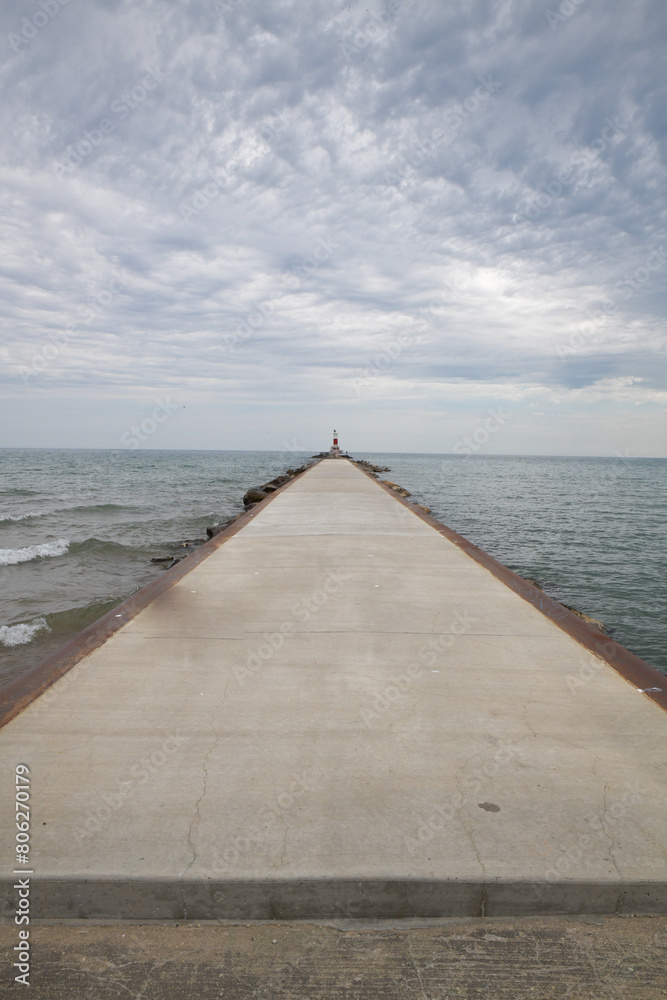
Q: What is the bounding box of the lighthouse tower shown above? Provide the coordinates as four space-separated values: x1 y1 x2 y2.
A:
329 430 341 458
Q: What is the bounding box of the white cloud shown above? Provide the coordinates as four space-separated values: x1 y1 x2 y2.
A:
0 0 666 453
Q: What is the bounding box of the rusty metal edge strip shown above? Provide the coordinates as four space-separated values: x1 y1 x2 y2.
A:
352 461 667 713
0 464 316 730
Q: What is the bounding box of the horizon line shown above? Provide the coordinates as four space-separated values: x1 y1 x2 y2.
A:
0 446 665 460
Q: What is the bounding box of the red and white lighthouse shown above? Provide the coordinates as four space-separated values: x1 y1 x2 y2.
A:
329 430 341 457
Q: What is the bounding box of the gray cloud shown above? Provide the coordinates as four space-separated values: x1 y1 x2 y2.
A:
1 0 666 452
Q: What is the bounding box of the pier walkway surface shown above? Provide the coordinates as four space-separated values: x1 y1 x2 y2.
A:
1 458 666 926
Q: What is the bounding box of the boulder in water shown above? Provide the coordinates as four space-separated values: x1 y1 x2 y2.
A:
381 480 411 497
243 488 268 507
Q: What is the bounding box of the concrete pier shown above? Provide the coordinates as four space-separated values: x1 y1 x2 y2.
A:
1 458 666 920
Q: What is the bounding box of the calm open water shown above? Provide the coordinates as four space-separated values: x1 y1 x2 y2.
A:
0 449 665 686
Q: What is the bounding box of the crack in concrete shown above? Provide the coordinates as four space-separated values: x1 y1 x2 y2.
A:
600 783 623 879
279 824 289 867
180 703 224 915
454 767 486 877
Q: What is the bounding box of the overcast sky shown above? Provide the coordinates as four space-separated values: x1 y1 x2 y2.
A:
1 0 665 455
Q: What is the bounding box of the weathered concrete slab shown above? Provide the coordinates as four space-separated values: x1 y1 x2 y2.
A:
1 918 666 999
0 458 665 920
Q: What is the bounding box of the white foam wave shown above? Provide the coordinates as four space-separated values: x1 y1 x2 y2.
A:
1 511 43 522
0 617 50 647
0 538 70 566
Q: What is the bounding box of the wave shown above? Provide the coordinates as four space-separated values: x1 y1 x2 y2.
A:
0 488 43 497
0 617 50 647
0 536 156 567
0 511 44 524
0 538 70 566
0 596 127 653
0 503 137 527
58 503 133 514
69 537 149 557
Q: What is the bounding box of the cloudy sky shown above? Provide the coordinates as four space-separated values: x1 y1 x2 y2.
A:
1 0 666 455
